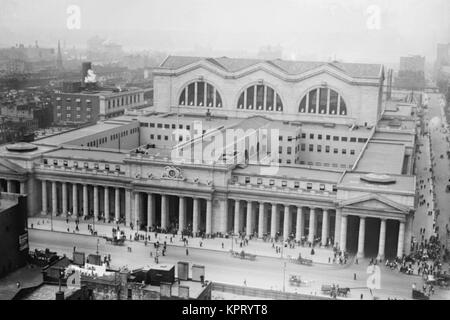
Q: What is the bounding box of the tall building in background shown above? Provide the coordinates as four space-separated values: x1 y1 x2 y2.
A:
394 55 426 90
435 43 450 92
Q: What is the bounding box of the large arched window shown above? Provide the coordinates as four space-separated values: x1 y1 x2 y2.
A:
299 87 347 116
179 81 222 108
237 84 283 112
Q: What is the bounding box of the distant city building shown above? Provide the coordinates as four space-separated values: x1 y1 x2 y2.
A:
0 189 28 279
394 55 426 90
435 43 450 92
0 42 57 75
52 62 146 125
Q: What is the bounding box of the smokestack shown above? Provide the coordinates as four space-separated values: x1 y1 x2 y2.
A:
81 62 92 86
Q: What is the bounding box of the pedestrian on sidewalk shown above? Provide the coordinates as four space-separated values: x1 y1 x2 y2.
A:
186 248 189 256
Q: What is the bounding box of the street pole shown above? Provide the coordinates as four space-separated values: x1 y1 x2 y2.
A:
96 238 99 255
283 262 286 293
50 210 53 232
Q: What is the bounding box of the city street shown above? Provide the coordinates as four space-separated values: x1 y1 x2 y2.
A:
421 93 450 246
29 228 450 300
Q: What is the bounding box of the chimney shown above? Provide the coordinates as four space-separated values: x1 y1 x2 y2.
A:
81 62 92 86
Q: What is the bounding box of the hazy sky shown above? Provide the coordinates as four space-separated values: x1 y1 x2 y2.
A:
0 0 449 64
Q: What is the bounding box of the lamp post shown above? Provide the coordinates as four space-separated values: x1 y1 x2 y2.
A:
283 262 286 293
96 238 99 255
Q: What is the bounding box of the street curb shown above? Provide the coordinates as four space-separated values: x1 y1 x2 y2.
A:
29 227 337 266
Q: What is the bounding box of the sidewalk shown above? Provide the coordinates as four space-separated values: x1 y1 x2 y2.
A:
28 216 339 265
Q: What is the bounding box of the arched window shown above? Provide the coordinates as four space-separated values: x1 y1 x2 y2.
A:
237 84 283 112
298 87 347 116
178 81 222 108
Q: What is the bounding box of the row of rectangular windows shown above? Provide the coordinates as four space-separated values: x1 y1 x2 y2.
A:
56 106 91 112
298 160 352 169
299 144 356 155
234 175 337 192
57 114 90 119
107 95 141 109
43 158 121 171
140 122 191 130
110 128 139 142
293 133 368 143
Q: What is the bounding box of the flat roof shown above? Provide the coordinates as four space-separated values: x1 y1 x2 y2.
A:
340 171 415 193
43 148 129 162
142 280 206 299
33 121 132 147
356 142 405 174
21 284 78 300
233 164 342 182
57 87 144 97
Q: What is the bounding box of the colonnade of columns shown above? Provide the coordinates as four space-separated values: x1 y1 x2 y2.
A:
134 192 212 233
339 214 406 259
232 199 334 245
40 180 124 222
38 179 408 258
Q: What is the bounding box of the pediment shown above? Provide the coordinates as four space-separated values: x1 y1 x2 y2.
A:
339 193 410 213
0 158 27 175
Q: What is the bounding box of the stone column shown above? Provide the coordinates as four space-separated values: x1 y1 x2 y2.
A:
52 181 57 216
295 206 303 241
405 216 412 256
178 196 185 233
72 183 78 217
62 182 68 216
283 205 290 240
94 185 99 220
377 218 386 260
134 192 140 228
270 203 277 238
234 199 240 234
115 188 120 221
83 184 88 217
340 214 348 252
397 221 405 258
321 209 329 246
161 194 168 230
206 199 212 235
104 187 110 221
20 181 26 194
41 180 47 215
246 201 253 236
308 207 316 243
357 216 366 258
7 180 13 193
147 193 154 229
258 202 265 238
334 209 342 248
193 198 199 234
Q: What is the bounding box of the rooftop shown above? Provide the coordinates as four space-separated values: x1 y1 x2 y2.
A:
33 121 134 147
233 164 342 183
340 171 415 193
355 142 405 175
43 147 129 163
160 55 383 79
